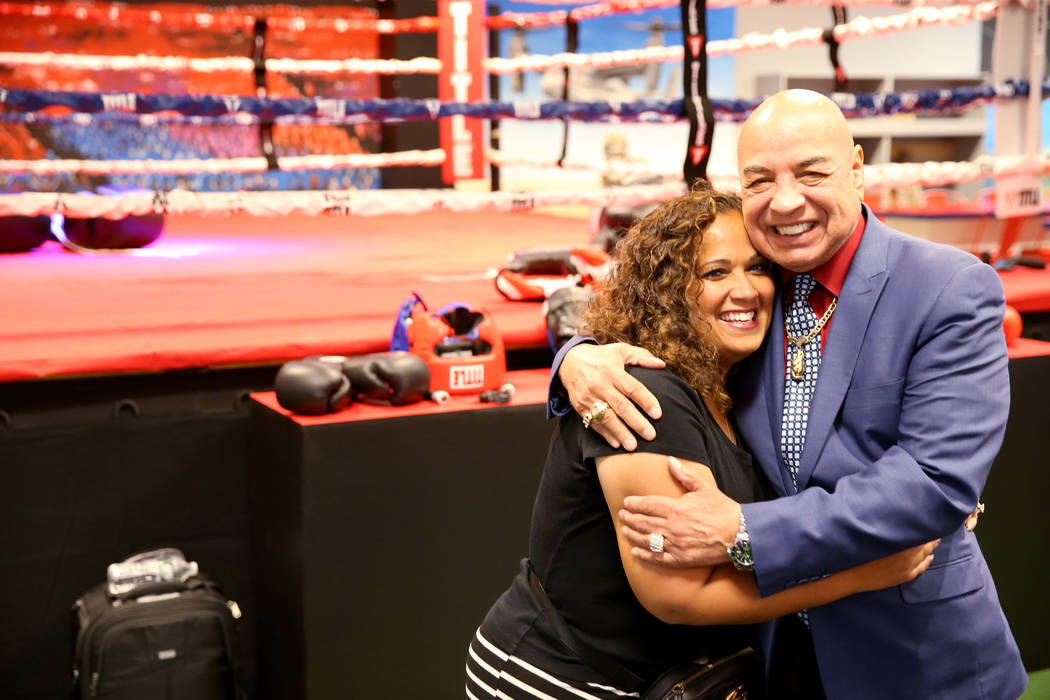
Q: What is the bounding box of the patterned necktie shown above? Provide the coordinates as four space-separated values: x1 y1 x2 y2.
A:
781 273 821 491
782 273 822 629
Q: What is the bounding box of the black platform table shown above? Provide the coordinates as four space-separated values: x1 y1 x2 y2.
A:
249 369 557 700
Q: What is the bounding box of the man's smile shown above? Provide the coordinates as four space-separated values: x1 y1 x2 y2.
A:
773 222 816 237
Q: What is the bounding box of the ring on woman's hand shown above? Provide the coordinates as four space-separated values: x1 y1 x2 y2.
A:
648 533 665 554
581 400 610 430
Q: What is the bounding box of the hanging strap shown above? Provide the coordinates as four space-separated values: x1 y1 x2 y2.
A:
526 562 646 691
680 0 713 185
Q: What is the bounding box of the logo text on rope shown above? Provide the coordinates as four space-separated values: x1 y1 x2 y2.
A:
322 192 352 216
102 93 136 112
152 190 169 215
512 101 541 119
316 99 347 120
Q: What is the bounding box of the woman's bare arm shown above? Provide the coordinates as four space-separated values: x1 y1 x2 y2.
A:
596 452 937 626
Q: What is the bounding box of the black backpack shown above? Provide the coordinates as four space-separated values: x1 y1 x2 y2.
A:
72 573 242 699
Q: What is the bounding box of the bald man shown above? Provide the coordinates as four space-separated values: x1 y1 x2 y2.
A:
549 90 1027 698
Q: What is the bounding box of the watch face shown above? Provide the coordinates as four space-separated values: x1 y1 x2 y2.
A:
730 540 753 570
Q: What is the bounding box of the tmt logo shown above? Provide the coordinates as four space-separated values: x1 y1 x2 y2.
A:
449 364 485 390
1006 188 1040 209
101 92 136 112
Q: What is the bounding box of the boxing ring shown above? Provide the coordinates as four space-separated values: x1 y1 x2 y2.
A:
3 0 1050 383
2 1 1050 698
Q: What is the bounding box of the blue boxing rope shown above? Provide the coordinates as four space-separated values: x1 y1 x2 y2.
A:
2 80 1047 126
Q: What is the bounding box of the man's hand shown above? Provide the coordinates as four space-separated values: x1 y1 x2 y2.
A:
559 342 665 450
618 457 741 567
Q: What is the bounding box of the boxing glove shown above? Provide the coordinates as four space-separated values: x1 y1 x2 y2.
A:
341 351 430 406
274 360 352 414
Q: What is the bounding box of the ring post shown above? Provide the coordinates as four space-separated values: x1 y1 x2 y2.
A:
992 0 1046 260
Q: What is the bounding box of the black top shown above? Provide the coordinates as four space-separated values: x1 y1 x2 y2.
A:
481 366 771 684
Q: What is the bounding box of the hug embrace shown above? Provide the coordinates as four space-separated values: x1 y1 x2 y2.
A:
465 90 1026 700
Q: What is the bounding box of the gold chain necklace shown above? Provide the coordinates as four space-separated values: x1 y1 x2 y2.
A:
786 297 837 382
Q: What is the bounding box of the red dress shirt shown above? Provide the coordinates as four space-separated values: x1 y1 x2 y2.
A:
782 211 867 355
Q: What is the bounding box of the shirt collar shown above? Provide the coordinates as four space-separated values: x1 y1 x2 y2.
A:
778 208 866 295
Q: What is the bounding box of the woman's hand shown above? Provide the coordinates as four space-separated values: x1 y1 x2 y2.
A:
965 502 984 532
559 342 665 450
851 539 941 592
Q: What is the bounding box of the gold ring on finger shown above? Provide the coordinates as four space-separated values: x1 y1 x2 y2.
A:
582 399 610 430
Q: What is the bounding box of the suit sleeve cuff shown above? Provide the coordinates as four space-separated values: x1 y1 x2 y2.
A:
546 335 598 419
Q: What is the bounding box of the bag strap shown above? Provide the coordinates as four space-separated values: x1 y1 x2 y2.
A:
527 562 646 691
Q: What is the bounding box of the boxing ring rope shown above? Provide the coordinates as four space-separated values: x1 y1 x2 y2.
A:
2 150 1045 219
2 80 1046 190
0 0 997 29
0 182 688 218
0 0 1045 218
0 1 1001 75
0 78 1031 124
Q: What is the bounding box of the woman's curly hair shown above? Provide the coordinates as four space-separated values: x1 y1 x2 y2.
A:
581 180 742 412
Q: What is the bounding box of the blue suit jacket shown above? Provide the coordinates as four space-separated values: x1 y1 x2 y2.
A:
729 209 1026 698
549 208 1027 699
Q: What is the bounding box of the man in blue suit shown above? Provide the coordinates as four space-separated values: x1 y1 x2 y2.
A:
551 90 1026 698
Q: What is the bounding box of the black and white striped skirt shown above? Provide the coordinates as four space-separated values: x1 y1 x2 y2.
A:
464 626 639 700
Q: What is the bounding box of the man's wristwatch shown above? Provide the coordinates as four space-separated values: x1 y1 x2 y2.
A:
726 511 754 571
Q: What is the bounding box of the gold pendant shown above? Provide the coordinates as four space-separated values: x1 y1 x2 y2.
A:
790 346 805 381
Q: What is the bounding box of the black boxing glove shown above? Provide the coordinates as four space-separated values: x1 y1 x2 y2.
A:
341 351 430 406
274 359 352 414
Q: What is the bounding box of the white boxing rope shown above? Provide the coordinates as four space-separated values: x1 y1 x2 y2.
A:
0 52 441 75
0 149 446 176
264 56 441 75
485 148 1050 192
0 2 1001 76
706 0 999 58
7 149 1045 190
0 182 689 218
863 153 1050 189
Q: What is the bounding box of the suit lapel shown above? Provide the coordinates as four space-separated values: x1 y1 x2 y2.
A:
733 289 790 496
794 211 889 488
762 290 792 495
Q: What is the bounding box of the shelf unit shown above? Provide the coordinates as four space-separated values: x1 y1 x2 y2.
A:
753 74 988 167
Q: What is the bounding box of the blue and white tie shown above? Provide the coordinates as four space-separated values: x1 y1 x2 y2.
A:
782 273 822 628
781 273 821 492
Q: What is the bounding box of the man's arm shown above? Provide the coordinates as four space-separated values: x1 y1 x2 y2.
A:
620 261 1007 590
598 452 938 625
547 336 666 451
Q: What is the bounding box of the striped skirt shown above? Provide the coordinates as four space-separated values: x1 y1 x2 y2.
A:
464 626 640 700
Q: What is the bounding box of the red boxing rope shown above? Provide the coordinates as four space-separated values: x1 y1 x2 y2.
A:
0 0 683 35
0 1 438 34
